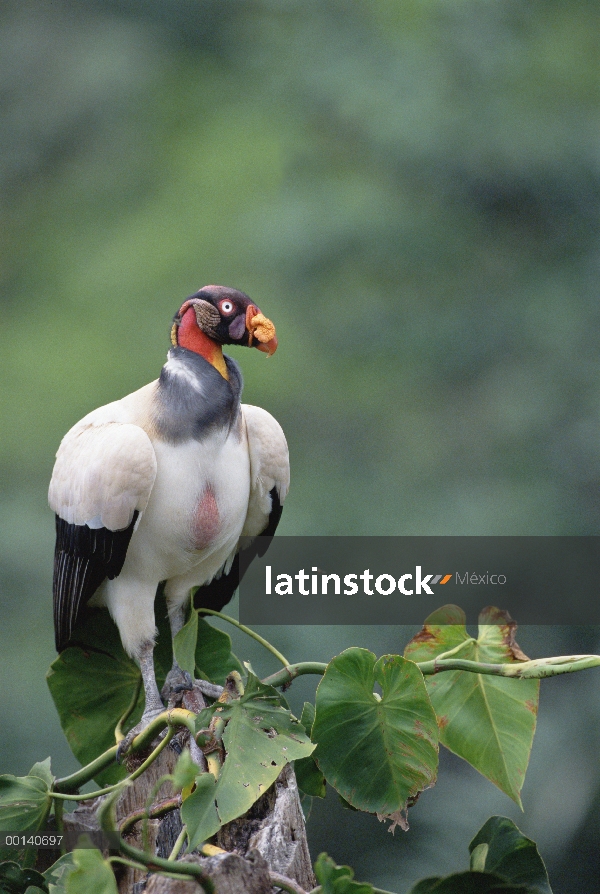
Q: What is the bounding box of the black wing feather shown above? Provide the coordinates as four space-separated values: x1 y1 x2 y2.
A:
53 512 138 652
193 487 283 613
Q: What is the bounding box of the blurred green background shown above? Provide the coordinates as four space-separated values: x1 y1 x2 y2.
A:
1 1 599 891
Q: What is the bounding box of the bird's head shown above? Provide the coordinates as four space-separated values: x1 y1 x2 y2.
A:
170 285 278 379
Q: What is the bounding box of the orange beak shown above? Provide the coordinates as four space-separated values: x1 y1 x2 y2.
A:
245 304 278 356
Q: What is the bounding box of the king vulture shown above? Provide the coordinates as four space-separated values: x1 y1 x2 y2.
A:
49 286 289 747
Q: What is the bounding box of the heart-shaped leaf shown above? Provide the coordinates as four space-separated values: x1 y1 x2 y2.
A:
47 589 241 784
0 760 53 862
46 610 144 786
404 606 539 806
312 649 438 820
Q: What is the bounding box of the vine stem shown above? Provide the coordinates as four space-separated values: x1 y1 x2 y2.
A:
119 796 182 837
263 654 600 688
198 608 290 667
263 662 328 688
114 675 142 743
54 708 196 794
51 729 175 802
118 836 215 892
99 784 215 894
168 826 188 861
108 856 148 872
418 653 600 677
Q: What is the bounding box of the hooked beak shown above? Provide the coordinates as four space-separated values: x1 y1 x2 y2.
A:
246 304 278 356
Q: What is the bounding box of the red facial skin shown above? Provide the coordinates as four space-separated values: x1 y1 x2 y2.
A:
177 306 222 365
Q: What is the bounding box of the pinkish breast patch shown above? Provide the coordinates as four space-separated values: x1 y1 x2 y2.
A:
192 485 220 549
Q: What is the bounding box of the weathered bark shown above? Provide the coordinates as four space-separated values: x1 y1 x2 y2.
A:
63 712 315 894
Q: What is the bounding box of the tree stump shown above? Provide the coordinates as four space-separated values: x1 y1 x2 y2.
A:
64 721 315 894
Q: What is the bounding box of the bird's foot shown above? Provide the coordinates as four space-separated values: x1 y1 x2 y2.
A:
116 706 165 763
161 665 194 703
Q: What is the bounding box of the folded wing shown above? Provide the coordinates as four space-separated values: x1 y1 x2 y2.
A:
49 420 157 650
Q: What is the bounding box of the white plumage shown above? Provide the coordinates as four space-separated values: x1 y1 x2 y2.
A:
49 286 288 741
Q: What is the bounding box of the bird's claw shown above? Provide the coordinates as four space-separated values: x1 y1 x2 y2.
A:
116 706 165 763
173 675 194 694
161 666 194 701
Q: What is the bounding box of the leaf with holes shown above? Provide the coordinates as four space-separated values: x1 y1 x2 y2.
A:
404 606 539 806
312 649 438 820
190 672 314 839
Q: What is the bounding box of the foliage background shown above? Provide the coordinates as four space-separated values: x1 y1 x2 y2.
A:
1 1 599 891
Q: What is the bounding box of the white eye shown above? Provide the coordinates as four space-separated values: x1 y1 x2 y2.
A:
220 300 235 315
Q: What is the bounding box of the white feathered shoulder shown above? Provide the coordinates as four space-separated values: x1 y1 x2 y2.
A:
48 411 157 532
241 404 290 538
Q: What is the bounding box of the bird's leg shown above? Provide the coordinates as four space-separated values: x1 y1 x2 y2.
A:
116 640 165 760
140 640 168 716
161 604 193 702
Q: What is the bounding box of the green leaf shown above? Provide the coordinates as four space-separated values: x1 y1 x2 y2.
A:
0 862 48 894
27 761 53 791
296 702 326 798
172 749 199 794
404 606 539 807
65 848 117 894
468 816 552 893
312 649 438 820
314 853 374 894
189 672 314 839
24 887 48 894
0 764 53 861
295 754 326 798
181 773 221 850
173 609 198 676
300 701 316 735
46 593 174 786
43 853 75 892
214 674 314 825
408 871 532 893
195 618 243 685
